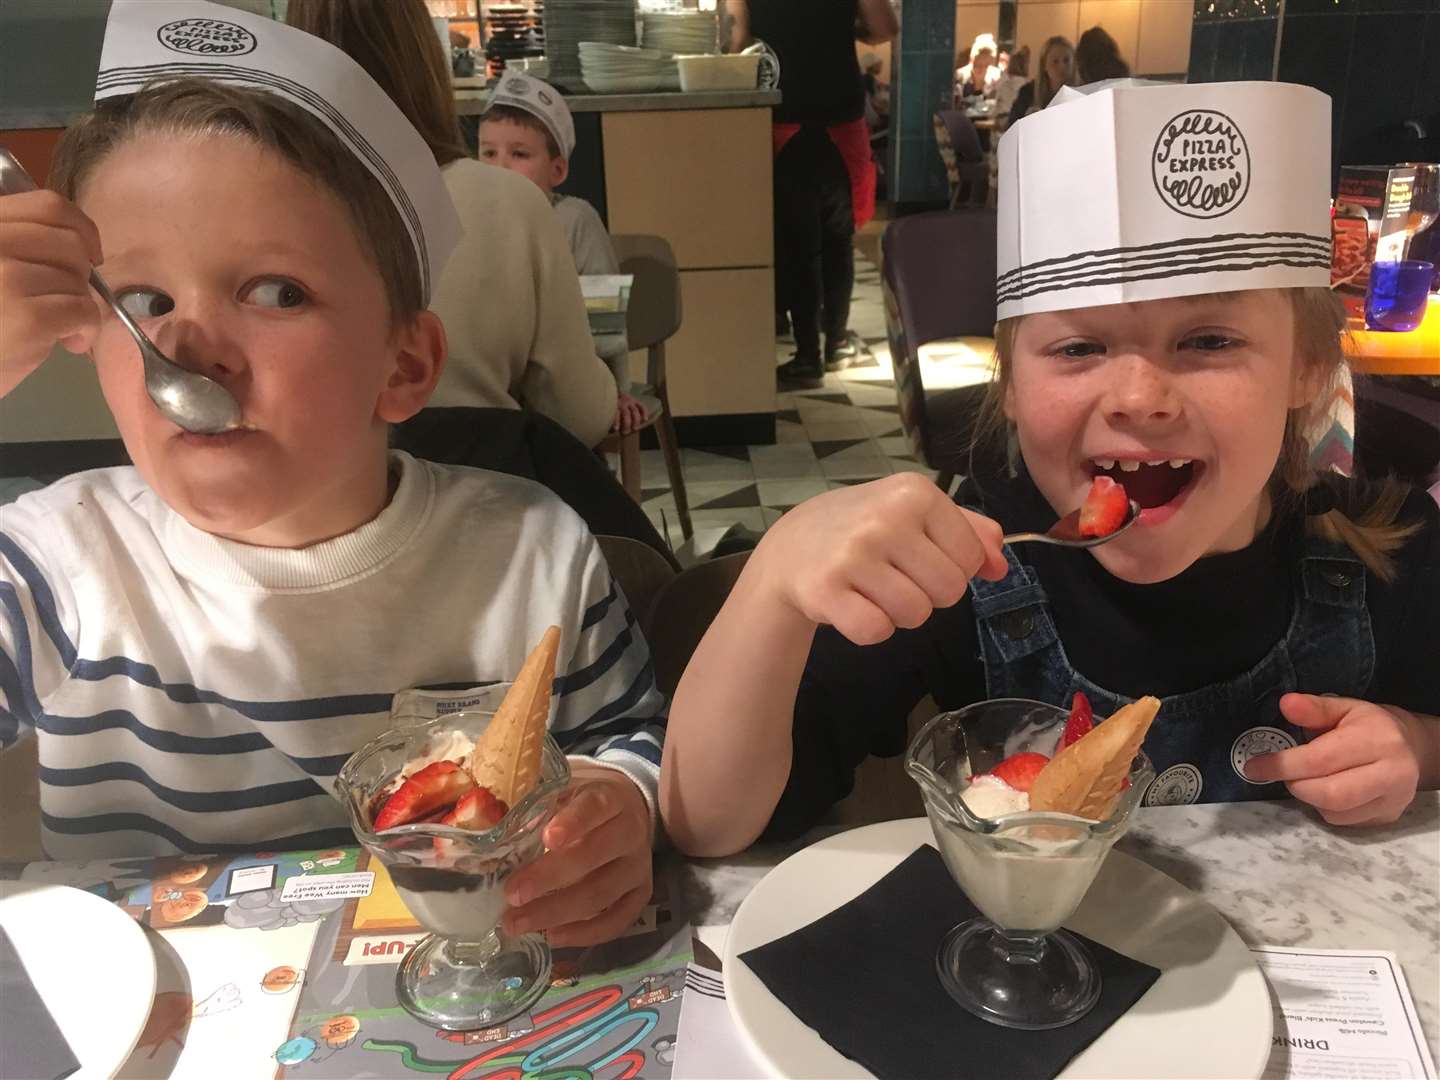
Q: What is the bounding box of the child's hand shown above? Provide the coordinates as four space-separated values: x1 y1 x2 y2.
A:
751 474 1008 645
502 762 653 948
0 190 104 385
612 392 648 436
1244 694 1430 825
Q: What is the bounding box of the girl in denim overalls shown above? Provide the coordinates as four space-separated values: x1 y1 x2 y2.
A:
659 80 1440 858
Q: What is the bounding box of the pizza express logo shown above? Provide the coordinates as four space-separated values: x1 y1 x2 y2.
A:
1151 109 1250 219
157 18 258 57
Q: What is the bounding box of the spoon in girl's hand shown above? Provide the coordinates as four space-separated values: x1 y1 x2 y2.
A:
1003 477 1141 549
0 148 243 435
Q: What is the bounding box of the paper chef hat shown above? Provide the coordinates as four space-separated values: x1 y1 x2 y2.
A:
996 80 1332 320
483 72 577 160
94 0 461 304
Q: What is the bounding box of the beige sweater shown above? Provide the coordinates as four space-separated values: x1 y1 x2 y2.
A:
428 159 616 448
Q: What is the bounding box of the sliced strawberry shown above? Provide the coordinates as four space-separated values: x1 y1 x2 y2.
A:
983 751 1050 793
1079 475 1129 538
442 786 509 831
433 786 510 858
1062 691 1094 748
373 761 474 830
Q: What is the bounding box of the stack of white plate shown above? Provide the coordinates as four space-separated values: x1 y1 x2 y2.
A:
545 0 636 88
578 41 671 93
640 10 717 55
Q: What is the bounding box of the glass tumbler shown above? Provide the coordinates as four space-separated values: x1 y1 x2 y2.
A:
1366 260 1435 332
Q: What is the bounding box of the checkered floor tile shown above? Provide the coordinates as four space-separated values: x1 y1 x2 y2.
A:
638 253 938 562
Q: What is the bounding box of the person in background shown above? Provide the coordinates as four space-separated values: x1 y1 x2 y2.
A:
1003 35 1074 132
993 45 1030 123
955 33 1002 103
861 52 890 132
475 74 647 435
723 0 899 389
1075 26 1131 84
288 0 628 445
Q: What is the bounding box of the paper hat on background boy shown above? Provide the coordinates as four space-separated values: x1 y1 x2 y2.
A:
483 72 577 160
996 80 1332 320
94 0 460 303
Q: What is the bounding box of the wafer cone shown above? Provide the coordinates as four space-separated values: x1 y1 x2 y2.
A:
1029 696 1160 820
468 626 561 807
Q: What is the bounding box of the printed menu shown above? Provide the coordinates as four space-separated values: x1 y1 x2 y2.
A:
1256 946 1436 1080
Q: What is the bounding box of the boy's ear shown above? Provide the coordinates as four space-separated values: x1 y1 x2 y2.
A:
551 154 570 188
376 310 447 423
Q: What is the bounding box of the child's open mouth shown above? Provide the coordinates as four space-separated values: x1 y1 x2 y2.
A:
1088 457 1203 525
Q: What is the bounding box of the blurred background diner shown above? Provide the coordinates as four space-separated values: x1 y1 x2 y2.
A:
954 32 1001 104
1 0 1437 562
1074 24 1131 84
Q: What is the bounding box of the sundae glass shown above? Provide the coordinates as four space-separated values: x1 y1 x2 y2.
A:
337 710 571 1031
905 699 1154 1030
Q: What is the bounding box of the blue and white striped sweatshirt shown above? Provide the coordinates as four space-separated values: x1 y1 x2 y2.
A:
0 452 666 859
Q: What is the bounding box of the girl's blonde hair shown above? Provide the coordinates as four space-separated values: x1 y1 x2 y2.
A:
286 0 469 169
979 287 1420 580
49 78 423 324
1033 36 1075 110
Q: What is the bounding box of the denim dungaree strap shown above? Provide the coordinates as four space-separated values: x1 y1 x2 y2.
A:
968 534 1374 805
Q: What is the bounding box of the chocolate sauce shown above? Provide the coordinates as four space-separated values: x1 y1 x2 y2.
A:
389 865 494 894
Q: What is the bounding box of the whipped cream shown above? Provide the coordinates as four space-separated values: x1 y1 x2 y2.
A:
959 775 1030 818
398 729 474 780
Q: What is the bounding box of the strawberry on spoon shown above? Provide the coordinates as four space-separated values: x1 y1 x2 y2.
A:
1003 476 1139 550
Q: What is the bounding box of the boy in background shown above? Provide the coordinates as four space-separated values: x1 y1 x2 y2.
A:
479 75 646 434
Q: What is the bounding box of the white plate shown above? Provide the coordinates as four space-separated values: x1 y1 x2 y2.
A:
0 881 157 1078
724 818 1272 1080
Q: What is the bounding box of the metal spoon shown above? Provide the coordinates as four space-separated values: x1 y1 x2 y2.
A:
1004 499 1141 549
0 148 242 435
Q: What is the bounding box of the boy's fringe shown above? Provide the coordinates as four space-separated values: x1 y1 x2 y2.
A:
977 288 1421 581
48 79 422 323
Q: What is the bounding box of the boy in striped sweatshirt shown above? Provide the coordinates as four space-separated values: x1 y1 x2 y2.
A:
0 5 663 949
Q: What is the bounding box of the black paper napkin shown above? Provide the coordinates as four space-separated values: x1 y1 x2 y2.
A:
0 925 80 1080
739 845 1161 1080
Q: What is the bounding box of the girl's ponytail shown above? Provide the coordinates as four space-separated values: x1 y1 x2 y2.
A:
1280 287 1421 582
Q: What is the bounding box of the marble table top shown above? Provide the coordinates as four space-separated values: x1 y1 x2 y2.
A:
675 792 1440 1058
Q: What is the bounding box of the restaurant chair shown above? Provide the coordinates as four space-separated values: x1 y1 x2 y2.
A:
881 208 1007 495
393 406 678 568
595 535 678 635
645 551 750 698
933 111 989 209
601 234 693 542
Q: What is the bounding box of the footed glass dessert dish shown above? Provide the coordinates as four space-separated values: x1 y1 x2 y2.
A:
337 711 570 1031
906 698 1153 1030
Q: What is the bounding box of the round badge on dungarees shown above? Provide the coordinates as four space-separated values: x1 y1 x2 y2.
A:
1145 763 1203 805
1230 726 1298 783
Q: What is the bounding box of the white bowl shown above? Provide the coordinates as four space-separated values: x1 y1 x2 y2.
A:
676 53 760 93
